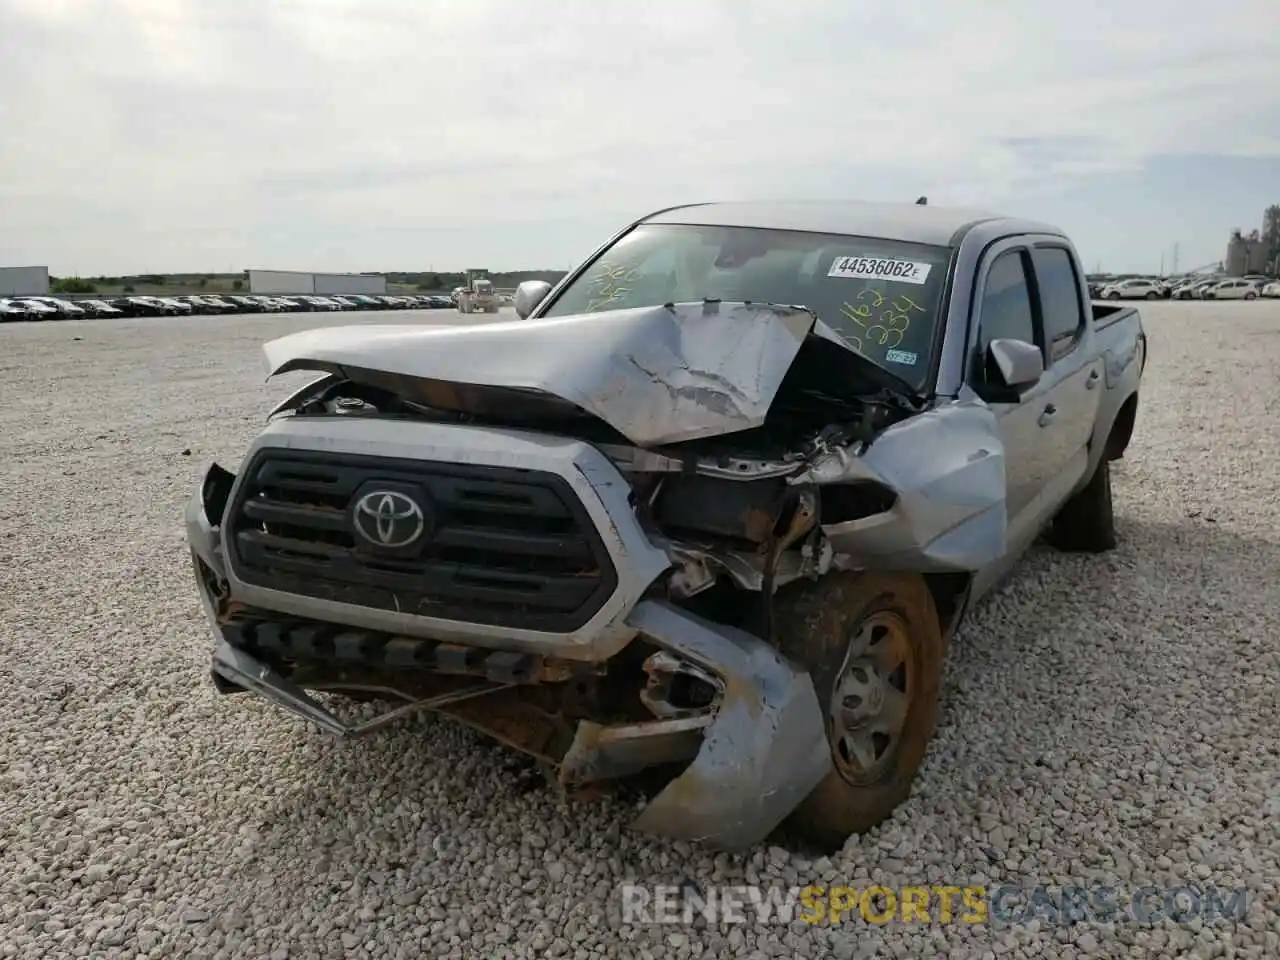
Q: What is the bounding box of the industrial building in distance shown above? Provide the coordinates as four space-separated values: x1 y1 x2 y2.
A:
247 269 387 296
1225 230 1273 276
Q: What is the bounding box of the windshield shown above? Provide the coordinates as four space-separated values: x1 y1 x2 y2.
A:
540 223 952 389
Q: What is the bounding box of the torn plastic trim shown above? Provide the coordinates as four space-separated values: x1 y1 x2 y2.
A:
261 301 821 447
621 599 832 850
185 468 227 584
559 715 712 785
210 641 507 737
268 373 342 419
793 399 1007 572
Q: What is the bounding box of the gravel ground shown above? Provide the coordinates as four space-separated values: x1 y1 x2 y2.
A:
1 302 1277 960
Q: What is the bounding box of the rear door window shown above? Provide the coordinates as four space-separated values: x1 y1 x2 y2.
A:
1031 247 1086 361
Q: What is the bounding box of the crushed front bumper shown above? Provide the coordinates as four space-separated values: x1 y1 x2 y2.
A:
186 425 833 849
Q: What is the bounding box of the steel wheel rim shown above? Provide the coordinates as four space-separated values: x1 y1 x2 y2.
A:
829 610 914 784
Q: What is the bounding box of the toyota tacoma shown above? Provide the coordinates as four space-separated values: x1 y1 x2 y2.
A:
186 201 1146 850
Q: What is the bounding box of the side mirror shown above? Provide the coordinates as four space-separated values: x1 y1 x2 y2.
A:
514 280 552 320
988 338 1044 389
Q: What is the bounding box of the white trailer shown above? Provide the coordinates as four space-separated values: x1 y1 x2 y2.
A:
0 266 50 296
249 270 388 296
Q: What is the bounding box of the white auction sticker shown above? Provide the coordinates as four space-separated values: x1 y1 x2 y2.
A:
828 256 932 285
885 349 919 366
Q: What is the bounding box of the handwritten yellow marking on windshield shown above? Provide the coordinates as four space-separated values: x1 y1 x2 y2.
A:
891 294 926 315
595 263 642 285
841 302 872 325
586 262 642 311
845 292 927 348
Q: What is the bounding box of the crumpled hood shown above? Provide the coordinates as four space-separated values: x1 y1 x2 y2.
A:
263 301 834 446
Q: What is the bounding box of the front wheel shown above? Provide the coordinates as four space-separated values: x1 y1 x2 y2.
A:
775 572 945 849
1107 292 1121 300
1245 291 1257 301
1145 291 1159 300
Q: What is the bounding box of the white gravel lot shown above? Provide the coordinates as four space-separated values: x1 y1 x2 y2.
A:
1 302 1277 960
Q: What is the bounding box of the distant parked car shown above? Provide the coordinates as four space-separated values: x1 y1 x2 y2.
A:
16 299 58 318
112 297 162 317
154 297 192 315
1100 278 1163 300
179 295 233 314
77 299 124 316
0 298 37 320
128 296 180 315
14 296 86 318
1203 279 1261 300
173 296 211 314
1085 277 1112 298
1260 281 1280 298
199 296 237 312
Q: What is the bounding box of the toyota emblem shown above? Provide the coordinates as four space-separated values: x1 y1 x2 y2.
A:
352 490 426 549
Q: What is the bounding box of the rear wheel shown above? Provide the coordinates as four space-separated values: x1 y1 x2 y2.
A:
775 572 945 849
1050 458 1117 552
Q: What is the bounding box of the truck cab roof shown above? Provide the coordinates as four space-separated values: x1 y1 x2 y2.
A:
644 200 1066 248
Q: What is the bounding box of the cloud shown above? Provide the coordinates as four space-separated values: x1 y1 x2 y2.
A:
0 0 1277 271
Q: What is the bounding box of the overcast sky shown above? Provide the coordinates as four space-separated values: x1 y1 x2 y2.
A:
2 0 1277 276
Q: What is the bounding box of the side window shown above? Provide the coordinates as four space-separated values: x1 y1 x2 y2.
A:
1032 247 1085 361
973 249 1037 386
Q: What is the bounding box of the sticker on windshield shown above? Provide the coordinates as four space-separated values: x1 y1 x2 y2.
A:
885 349 919 366
828 257 932 285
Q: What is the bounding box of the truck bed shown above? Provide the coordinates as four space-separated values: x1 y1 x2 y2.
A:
1091 301 1138 330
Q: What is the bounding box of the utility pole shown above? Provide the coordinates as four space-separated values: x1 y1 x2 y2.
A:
1172 243 1180 275
1160 251 1164 276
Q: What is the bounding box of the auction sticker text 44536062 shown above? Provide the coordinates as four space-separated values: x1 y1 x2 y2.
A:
828 257 933 285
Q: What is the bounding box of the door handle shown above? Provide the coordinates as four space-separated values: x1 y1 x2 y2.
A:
1038 404 1057 427
1085 370 1101 390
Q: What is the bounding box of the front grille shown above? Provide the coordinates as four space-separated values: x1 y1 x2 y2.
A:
224 450 618 631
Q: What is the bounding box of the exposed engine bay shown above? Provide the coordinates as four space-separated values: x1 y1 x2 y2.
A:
268 325 927 613
257 301 1007 630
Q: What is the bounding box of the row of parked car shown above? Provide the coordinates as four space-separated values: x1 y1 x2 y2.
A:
0 292 456 321
1087 275 1280 301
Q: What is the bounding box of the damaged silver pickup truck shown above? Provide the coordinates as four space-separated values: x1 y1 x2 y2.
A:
186 201 1146 850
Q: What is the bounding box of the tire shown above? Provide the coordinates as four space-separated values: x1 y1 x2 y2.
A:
1145 291 1158 300
1107 292 1121 300
1245 292 1257 301
774 572 945 849
1049 458 1117 552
